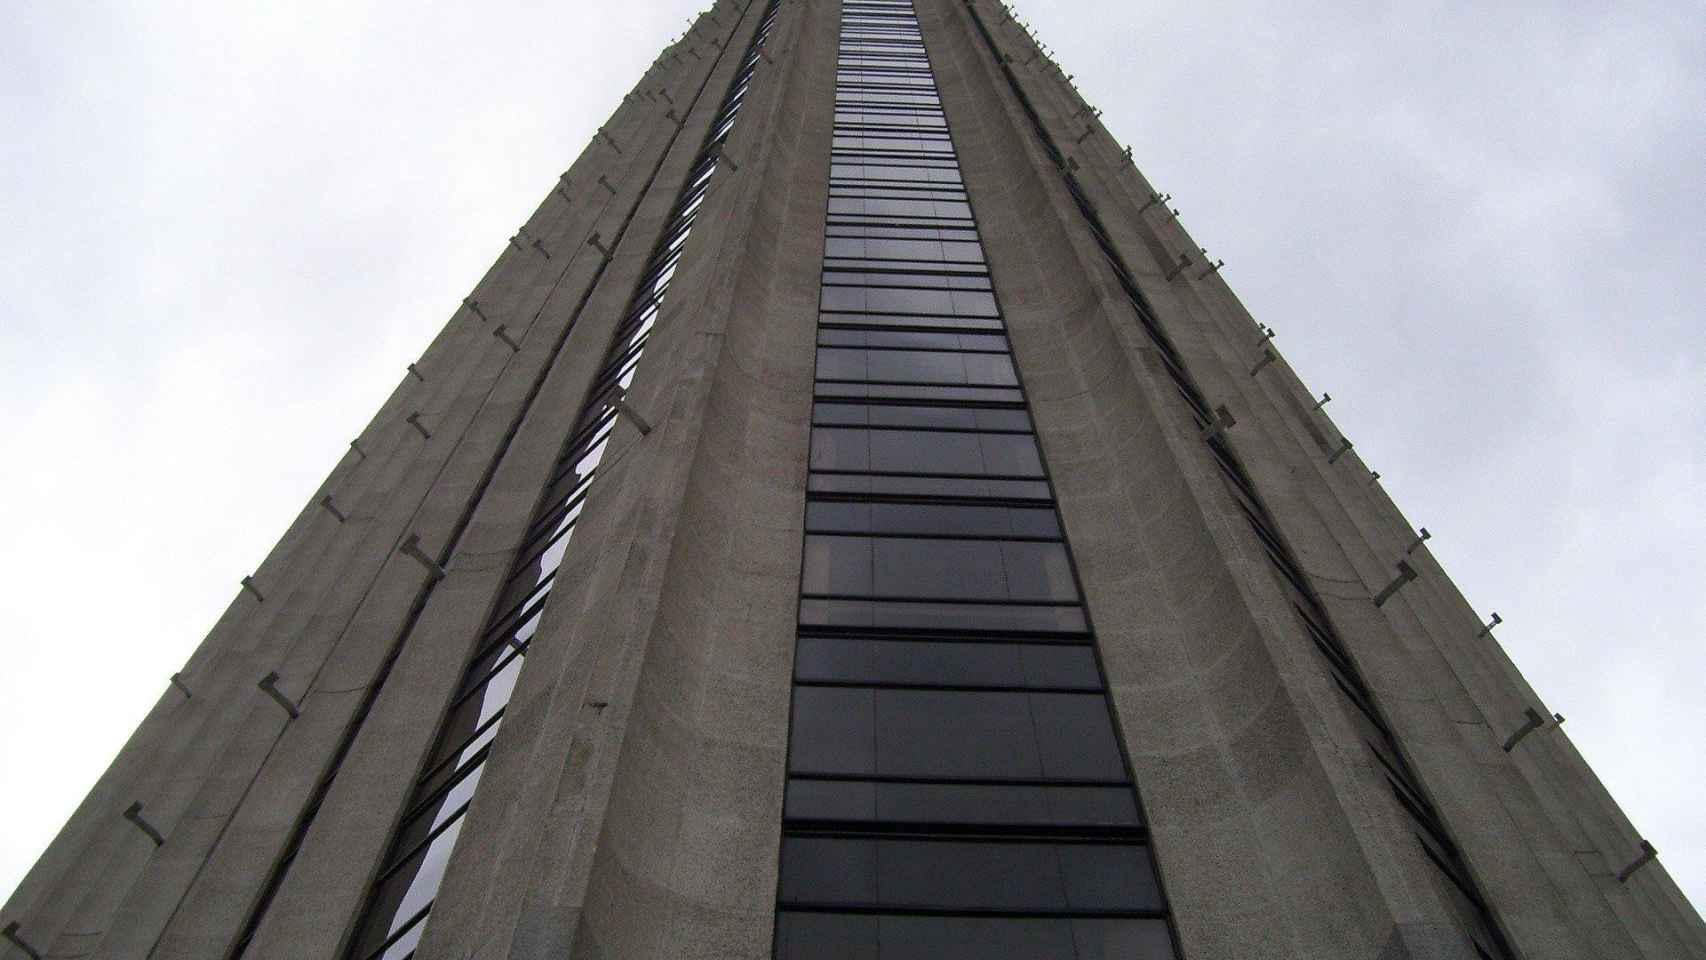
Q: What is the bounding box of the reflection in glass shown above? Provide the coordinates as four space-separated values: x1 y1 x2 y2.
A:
779 3 1174 956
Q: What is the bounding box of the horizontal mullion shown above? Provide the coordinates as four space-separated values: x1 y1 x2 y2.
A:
817 321 999 338
798 623 1090 644
793 678 1097 695
776 902 1167 921
803 526 1057 544
820 264 987 280
782 820 1146 842
809 421 1030 436
787 771 1127 789
806 395 1026 410
800 592 1083 609
813 379 1019 392
809 467 1041 482
824 218 978 233
807 492 1054 511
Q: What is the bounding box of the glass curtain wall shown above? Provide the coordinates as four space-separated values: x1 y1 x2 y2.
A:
773 3 1178 957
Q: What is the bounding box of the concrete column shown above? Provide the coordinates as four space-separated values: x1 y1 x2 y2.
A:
407 2 825 958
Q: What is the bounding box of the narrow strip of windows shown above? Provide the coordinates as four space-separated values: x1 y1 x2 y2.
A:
774 4 1179 958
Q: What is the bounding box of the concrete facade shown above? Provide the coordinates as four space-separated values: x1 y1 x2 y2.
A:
2 1 1699 958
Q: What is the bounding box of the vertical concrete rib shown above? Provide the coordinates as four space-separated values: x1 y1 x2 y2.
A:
2 13 736 960
979 3 1705 954
922 4 1484 958
946 1 1702 957
413 2 817 956
222 3 776 959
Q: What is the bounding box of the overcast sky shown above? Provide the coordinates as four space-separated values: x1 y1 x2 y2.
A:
2 0 1700 920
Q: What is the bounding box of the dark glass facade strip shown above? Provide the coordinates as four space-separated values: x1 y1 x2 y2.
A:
296 5 785 960
774 4 1178 958
957 5 1514 958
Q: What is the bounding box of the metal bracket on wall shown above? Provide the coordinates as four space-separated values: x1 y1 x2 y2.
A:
709 142 741 172
1476 611 1503 638
492 324 521 353
1311 392 1332 411
611 388 654 436
1139 191 1171 213
406 363 425 382
319 494 348 523
1617 841 1658 882
1327 436 1355 464
349 438 368 460
1249 348 1277 377
240 575 265 603
1371 560 1418 607
406 412 431 439
588 232 614 261
1198 405 1236 442
399 533 448 581
258 672 301 719
1501 707 1547 752
123 801 166 846
1405 527 1431 554
1163 253 1192 281
597 173 617 194
169 672 192 698
2 922 44 960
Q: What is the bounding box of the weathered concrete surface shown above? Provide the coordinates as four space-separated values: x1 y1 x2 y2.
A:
947 0 1703 957
0 6 752 960
407 1 827 957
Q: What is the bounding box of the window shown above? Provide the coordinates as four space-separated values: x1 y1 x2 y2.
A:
778 836 1163 912
776 4 1175 955
788 687 1124 780
775 913 1176 960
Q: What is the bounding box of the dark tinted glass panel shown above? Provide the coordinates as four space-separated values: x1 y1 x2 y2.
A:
775 913 1175 960
872 689 1042 777
789 686 876 775
794 637 1093 688
805 502 1059 538
786 779 1139 828
780 837 1158 912
798 597 1088 634
780 4 1174 954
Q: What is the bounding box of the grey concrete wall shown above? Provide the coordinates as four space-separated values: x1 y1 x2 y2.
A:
403 1 829 957
922 3 1481 958
945 1 1704 958
0 5 757 960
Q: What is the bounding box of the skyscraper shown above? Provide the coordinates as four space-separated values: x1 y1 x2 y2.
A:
3 0 1701 956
